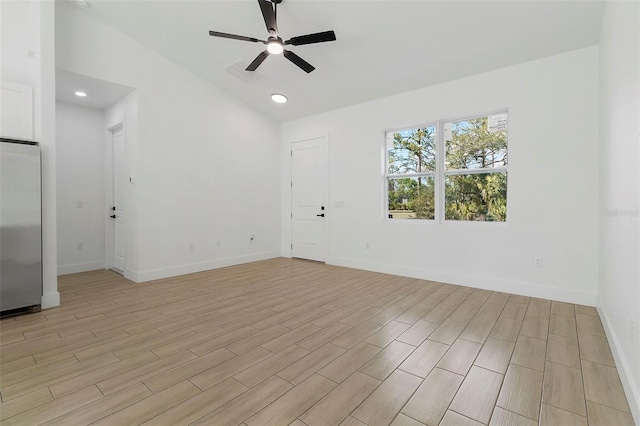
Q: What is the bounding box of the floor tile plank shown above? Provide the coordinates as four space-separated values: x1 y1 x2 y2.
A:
577 333 615 366
473 337 514 374
436 338 482 376
489 406 537 426
449 365 504 424
359 340 416 381
352 369 422 426
246 374 336 426
582 360 631 413
398 339 449 378
542 361 587 416
300 371 381 426
539 403 587 426
277 343 347 385
319 341 381 383
140 378 248 426
496 364 544 421
585 401 635 426
192 375 293 425
401 367 464 426
510 335 546 372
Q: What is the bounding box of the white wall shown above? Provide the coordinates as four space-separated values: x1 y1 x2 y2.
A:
55 3 281 282
1 1 59 308
56 101 106 274
598 1 640 422
282 47 600 306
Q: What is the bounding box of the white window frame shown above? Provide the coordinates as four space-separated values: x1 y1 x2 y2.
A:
384 123 438 222
384 109 509 223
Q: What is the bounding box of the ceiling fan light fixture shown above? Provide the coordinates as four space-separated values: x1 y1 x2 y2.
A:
271 93 288 104
266 40 284 55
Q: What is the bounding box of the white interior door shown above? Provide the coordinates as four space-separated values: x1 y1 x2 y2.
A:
111 125 126 272
291 137 328 262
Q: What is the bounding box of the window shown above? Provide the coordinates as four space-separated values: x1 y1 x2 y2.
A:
385 112 508 222
386 126 436 219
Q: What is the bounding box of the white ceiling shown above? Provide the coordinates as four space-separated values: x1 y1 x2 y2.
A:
63 0 604 122
56 69 135 110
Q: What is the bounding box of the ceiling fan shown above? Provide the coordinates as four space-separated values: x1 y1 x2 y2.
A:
209 0 336 73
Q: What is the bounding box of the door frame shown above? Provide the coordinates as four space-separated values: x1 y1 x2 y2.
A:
290 134 330 262
105 120 126 273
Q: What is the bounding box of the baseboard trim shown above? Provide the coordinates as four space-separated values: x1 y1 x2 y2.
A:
41 291 60 309
133 251 282 283
58 260 106 276
327 256 597 306
597 306 640 424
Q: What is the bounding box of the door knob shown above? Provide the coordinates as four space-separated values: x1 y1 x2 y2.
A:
316 213 325 217
110 215 116 219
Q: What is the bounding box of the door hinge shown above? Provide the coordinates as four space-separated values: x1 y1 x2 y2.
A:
290 150 293 156
291 181 293 188
291 243 293 249
291 212 293 218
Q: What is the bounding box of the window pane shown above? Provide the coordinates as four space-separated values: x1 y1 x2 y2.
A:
388 176 435 220
445 115 507 170
445 172 507 222
387 126 436 174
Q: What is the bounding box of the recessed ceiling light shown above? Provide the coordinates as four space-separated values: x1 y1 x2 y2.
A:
74 91 87 97
271 93 287 104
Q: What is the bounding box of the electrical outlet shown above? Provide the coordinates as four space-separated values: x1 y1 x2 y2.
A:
534 257 542 267
77 242 83 250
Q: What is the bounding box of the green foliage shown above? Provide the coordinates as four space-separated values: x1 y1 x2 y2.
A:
445 172 507 221
388 177 435 219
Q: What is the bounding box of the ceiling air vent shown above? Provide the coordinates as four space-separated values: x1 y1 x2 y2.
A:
224 60 265 85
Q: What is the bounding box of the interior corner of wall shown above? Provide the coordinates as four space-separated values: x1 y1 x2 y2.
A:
124 268 140 283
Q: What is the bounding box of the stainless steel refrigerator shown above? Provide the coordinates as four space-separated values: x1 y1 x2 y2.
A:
0 138 42 316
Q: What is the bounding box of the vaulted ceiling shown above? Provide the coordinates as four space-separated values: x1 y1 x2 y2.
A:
62 0 604 122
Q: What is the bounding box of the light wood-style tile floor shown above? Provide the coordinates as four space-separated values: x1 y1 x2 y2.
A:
0 258 635 425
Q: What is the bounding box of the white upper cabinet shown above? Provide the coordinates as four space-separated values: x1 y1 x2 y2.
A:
1 81 34 140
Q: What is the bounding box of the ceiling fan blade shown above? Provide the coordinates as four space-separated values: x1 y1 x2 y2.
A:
283 50 315 73
258 0 278 35
285 30 336 46
246 50 270 71
209 31 264 44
